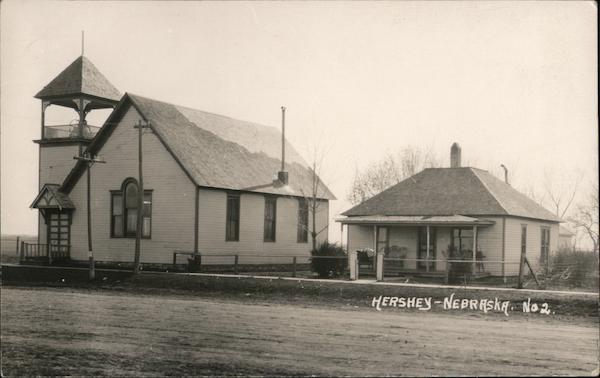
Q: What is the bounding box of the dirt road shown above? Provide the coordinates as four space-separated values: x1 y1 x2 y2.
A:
1 287 597 376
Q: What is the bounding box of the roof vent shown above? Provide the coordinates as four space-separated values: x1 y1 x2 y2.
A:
450 143 461 168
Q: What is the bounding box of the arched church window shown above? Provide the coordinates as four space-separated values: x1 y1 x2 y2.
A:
111 178 152 238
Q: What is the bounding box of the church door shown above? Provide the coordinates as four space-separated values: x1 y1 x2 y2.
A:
47 210 71 260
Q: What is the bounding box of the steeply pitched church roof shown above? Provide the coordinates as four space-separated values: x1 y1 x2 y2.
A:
343 167 560 222
62 94 336 200
35 56 121 101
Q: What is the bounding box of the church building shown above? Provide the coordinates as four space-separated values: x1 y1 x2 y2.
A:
29 54 335 268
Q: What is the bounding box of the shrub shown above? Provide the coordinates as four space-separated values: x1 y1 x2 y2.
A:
310 242 347 278
446 245 473 284
548 248 599 289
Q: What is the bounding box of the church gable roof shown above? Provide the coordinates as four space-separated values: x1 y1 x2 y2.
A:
342 167 559 222
31 184 75 210
35 56 121 101
62 94 336 200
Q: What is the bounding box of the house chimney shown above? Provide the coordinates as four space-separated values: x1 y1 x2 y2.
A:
450 142 461 168
500 164 509 185
277 106 289 185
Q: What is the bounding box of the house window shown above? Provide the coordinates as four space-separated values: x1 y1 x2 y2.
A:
521 224 527 256
111 179 152 238
264 196 277 242
125 181 139 236
226 194 240 241
297 199 308 243
541 227 550 263
376 226 389 254
451 228 473 257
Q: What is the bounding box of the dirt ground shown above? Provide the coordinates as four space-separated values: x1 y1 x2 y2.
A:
1 286 598 377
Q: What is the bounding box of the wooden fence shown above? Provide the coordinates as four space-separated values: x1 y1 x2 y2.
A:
19 242 70 265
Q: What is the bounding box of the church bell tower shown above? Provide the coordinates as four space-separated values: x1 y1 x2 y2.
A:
31 53 121 249
34 55 121 186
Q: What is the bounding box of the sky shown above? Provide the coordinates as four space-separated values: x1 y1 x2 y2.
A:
1 0 597 244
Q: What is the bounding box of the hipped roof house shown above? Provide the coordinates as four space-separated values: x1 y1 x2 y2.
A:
342 166 560 223
338 143 562 278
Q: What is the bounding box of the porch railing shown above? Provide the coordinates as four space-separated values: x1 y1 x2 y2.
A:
43 124 101 139
19 242 70 265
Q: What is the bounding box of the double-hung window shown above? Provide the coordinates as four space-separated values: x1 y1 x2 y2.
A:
451 228 473 257
264 196 277 242
297 199 308 243
540 227 550 263
111 179 152 238
226 194 240 241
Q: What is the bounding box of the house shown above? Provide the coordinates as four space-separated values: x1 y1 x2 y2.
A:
337 143 561 278
29 55 335 267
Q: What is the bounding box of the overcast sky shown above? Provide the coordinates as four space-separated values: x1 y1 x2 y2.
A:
1 1 597 242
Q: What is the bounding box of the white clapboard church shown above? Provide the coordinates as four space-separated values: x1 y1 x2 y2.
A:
29 54 335 268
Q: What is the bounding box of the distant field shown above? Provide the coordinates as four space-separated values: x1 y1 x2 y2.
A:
1 286 597 376
1 235 37 264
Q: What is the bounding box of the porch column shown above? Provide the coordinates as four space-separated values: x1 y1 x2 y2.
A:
373 225 377 274
372 225 377 251
349 249 358 280
426 225 430 272
472 225 478 274
376 250 384 282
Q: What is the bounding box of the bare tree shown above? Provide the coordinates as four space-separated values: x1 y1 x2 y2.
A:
569 184 599 255
347 145 439 205
299 140 333 252
523 183 546 207
543 169 583 219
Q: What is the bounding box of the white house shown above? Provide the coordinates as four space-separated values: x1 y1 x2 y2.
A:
337 144 561 278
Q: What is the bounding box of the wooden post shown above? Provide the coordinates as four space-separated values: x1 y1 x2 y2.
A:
292 256 296 277
20 241 24 263
234 255 239 274
472 225 478 275
376 251 384 281
426 225 430 272
133 121 151 274
517 250 525 289
134 122 143 273
373 225 377 274
78 98 85 138
41 101 48 139
16 236 20 256
524 257 540 287
74 154 104 279
349 250 358 280
372 225 377 249
87 164 94 280
173 252 177 268
518 225 526 289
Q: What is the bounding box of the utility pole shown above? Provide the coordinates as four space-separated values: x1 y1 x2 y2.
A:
74 152 105 280
133 120 152 274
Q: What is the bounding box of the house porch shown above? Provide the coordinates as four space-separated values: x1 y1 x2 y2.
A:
340 215 498 279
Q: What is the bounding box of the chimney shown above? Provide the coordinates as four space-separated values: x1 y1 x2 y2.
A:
500 164 509 185
277 106 289 185
450 142 461 168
